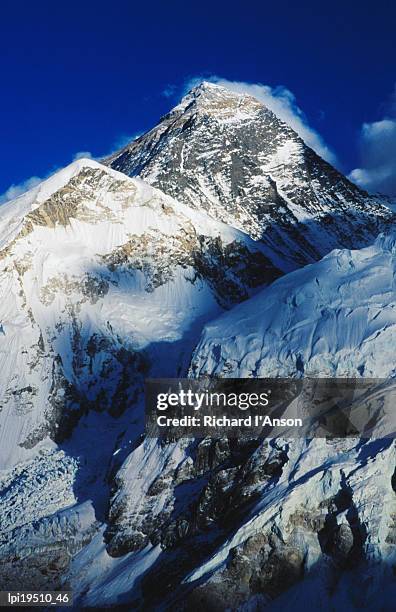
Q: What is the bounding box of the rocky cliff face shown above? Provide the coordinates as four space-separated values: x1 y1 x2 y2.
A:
106 82 394 272
1 83 396 610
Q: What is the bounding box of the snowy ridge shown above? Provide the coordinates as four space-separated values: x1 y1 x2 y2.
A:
0 158 261 251
191 233 396 378
0 158 276 471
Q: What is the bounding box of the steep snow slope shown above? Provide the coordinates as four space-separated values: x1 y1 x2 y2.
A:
0 158 277 468
191 233 396 378
69 236 396 610
0 158 278 590
107 82 395 271
143 234 396 610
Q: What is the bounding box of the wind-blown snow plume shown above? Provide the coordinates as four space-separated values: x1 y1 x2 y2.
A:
0 175 43 204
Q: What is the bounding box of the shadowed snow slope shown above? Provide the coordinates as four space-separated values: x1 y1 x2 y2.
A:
74 234 396 611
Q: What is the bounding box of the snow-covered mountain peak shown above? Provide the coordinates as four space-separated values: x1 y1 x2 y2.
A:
174 80 265 121
0 158 136 246
1 158 106 216
3 90 396 608
106 86 395 272
0 156 279 472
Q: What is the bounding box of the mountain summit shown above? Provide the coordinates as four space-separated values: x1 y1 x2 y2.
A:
171 81 265 118
106 82 394 271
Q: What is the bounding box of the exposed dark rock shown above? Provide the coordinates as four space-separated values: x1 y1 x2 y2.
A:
107 82 395 272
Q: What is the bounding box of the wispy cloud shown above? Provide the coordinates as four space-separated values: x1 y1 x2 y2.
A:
111 133 141 151
69 134 140 164
349 86 396 197
180 75 338 165
0 175 43 204
162 84 177 98
72 150 94 161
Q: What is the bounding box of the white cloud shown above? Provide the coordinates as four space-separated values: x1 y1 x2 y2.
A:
349 117 396 197
72 150 94 161
0 175 43 204
182 76 338 165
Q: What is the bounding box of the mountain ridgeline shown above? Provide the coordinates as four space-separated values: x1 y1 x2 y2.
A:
0 82 396 610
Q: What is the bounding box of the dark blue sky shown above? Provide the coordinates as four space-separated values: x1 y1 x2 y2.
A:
1 0 395 196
